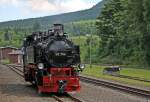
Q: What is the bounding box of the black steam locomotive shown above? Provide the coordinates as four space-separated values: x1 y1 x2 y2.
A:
23 24 83 93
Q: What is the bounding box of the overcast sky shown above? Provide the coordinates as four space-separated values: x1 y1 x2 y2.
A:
0 0 102 22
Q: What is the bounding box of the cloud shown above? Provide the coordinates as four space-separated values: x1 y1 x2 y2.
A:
0 0 21 7
25 0 95 13
26 0 57 12
0 0 97 16
60 0 95 12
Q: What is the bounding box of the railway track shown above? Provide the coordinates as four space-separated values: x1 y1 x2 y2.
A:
109 74 150 83
7 64 150 100
6 64 84 102
80 75 150 98
52 94 83 102
6 64 24 77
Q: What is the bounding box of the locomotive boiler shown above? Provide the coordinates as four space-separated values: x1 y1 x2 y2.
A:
23 24 84 93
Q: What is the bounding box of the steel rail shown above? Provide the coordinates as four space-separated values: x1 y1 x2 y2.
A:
66 94 83 102
80 75 150 98
52 94 83 102
109 74 150 83
6 65 24 77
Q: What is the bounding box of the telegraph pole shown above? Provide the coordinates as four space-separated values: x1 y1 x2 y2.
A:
0 48 3 63
90 34 92 68
89 25 93 68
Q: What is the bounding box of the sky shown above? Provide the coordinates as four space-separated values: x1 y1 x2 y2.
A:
0 0 102 22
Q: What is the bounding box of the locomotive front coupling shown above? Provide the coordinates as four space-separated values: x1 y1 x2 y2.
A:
58 80 67 93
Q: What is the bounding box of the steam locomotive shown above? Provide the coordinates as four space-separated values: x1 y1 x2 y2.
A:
23 24 84 94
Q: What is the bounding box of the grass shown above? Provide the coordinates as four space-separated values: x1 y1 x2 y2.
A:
81 65 150 87
120 68 150 80
0 59 10 64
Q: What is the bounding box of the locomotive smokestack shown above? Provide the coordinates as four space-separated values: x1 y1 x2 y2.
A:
53 24 64 36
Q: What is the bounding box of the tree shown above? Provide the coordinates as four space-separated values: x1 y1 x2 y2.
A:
4 28 12 41
142 0 150 65
96 0 126 62
33 22 41 32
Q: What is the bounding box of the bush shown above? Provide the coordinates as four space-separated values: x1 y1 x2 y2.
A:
99 56 123 65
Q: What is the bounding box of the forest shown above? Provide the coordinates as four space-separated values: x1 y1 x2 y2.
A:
0 0 150 68
96 0 150 67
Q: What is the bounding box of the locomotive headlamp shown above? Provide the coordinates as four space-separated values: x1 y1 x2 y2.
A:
38 63 44 69
79 64 85 70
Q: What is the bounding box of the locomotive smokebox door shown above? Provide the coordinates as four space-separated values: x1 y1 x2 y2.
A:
53 24 64 36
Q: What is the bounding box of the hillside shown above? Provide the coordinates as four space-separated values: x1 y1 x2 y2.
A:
0 0 108 29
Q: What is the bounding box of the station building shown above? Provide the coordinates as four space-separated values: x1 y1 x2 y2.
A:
0 46 23 64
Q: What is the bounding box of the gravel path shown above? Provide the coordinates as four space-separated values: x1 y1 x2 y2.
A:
0 64 55 102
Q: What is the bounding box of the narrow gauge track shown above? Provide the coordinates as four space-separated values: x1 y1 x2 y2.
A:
6 64 83 102
109 74 150 83
52 94 83 102
80 75 150 98
5 64 24 77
